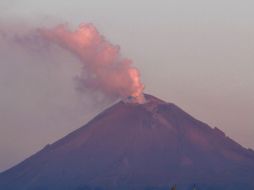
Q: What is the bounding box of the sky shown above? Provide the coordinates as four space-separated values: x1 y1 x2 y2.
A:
0 0 254 172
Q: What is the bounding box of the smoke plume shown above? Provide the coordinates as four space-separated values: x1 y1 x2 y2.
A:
39 23 145 103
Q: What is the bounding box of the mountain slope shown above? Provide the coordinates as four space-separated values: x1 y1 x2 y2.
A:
1 94 254 190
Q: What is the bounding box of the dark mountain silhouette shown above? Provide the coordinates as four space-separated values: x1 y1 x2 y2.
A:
0 94 254 190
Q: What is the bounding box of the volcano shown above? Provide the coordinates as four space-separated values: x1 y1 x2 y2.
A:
0 94 254 190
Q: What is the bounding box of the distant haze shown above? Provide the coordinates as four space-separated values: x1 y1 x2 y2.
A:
0 0 254 172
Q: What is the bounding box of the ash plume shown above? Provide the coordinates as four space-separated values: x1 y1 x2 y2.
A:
39 23 145 103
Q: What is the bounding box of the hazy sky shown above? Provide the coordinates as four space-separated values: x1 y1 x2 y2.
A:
0 0 254 172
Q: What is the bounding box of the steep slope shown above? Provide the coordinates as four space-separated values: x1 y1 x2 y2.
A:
0 94 254 190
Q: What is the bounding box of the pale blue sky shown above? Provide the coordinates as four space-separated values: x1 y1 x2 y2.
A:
0 0 254 171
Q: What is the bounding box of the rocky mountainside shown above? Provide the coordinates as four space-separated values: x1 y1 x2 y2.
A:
1 94 254 190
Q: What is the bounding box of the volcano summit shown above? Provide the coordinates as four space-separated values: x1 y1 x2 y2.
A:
0 94 254 190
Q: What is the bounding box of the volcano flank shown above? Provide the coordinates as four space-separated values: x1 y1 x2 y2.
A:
0 94 254 190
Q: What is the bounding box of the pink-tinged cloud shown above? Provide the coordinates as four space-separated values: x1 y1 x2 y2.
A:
39 23 145 103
